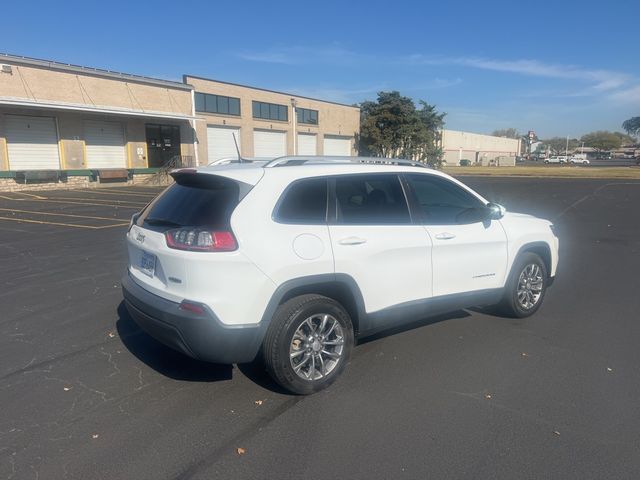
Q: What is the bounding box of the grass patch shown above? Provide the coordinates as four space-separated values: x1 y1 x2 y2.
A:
442 166 640 179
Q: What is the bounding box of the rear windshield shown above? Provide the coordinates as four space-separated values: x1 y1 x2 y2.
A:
137 174 248 230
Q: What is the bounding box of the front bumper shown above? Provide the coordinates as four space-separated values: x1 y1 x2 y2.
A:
122 274 265 364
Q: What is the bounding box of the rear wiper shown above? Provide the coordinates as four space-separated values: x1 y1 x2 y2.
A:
144 217 182 227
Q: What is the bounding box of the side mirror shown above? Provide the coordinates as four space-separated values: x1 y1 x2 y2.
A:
487 202 506 220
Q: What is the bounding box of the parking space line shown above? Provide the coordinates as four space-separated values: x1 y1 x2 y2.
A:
74 189 158 198
0 216 129 229
0 207 131 221
3 198 144 209
17 192 48 199
44 196 148 205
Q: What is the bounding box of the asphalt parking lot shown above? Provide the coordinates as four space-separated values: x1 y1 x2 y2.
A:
1 177 640 479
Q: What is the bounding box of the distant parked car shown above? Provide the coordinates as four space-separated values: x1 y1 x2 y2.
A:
569 157 590 165
459 159 472 166
544 156 567 164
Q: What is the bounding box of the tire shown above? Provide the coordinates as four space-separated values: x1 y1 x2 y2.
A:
263 294 354 395
497 252 548 318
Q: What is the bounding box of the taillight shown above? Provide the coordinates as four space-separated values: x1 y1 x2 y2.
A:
165 228 237 252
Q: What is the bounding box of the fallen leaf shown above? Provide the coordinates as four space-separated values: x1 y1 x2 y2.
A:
108 332 115 338
553 431 560 436
63 387 72 391
236 447 246 455
92 434 99 439
484 394 492 399
254 400 263 406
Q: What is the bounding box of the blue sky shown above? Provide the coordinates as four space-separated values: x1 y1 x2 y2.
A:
3 0 639 138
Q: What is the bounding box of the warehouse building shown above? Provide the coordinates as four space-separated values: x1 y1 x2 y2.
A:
185 75 360 164
0 53 197 190
0 54 360 191
441 129 520 166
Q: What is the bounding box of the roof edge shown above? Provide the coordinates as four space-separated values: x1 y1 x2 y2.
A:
0 53 192 91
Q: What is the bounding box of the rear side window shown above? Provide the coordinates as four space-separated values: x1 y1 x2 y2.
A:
275 178 328 224
138 174 246 229
335 174 410 225
405 174 485 225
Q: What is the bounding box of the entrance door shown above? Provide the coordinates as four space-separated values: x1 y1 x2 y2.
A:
146 124 181 167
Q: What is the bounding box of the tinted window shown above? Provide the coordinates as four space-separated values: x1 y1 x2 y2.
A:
335 174 410 224
406 174 485 225
138 175 245 230
253 101 288 121
297 107 319 125
276 178 327 224
194 92 241 116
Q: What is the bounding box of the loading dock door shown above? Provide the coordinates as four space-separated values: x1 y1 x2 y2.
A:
84 120 127 168
323 135 352 156
253 130 286 158
206 126 241 164
297 133 317 155
5 115 60 170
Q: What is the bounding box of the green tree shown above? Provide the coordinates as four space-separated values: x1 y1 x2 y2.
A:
541 137 579 155
358 91 446 167
622 117 640 137
580 131 623 152
612 131 636 145
491 128 520 139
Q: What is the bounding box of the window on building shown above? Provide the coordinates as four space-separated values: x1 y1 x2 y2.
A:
335 174 411 225
252 101 288 121
275 178 328 224
297 108 319 125
194 92 241 116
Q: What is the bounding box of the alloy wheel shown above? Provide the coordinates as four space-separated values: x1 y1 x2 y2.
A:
289 313 345 381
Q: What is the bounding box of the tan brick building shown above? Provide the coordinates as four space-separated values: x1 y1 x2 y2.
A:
185 75 360 164
0 54 360 191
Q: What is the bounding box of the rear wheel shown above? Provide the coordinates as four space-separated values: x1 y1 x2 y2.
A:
263 294 354 394
498 252 548 318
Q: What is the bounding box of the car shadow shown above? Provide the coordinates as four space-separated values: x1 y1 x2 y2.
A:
116 302 233 382
356 309 472 345
116 302 473 392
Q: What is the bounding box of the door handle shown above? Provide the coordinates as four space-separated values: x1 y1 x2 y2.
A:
338 236 367 246
434 232 456 240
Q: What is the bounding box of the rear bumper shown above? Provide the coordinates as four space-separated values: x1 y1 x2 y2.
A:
122 273 265 364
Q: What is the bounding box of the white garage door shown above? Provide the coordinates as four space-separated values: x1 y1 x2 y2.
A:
84 120 127 168
254 130 286 158
206 125 241 164
5 115 60 170
323 135 352 156
297 133 317 155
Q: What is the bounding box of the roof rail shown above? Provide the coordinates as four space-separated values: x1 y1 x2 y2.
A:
263 156 429 169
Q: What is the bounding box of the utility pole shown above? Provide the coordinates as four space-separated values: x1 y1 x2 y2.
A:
291 98 297 155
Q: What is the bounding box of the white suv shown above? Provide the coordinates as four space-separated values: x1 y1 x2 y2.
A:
122 157 559 394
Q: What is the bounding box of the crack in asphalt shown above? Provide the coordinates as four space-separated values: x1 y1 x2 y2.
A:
173 395 303 480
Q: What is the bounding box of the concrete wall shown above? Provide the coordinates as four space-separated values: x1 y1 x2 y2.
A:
185 76 360 163
0 59 192 116
442 129 519 166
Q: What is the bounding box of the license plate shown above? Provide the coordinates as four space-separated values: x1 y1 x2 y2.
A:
139 251 156 277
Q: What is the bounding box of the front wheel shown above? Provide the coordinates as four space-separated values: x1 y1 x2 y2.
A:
263 294 354 394
498 252 548 318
